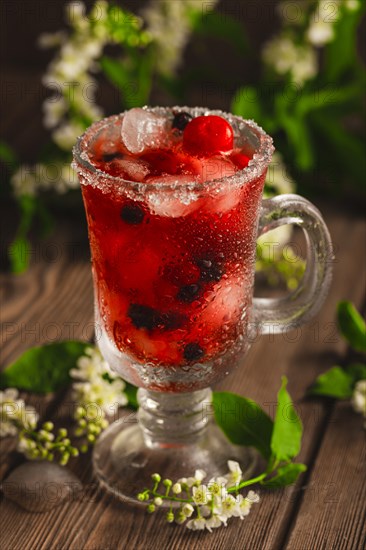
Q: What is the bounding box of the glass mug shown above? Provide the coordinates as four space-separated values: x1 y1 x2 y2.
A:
73 107 332 504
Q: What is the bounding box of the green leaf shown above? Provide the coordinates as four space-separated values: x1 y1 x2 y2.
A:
271 377 303 462
100 53 153 108
262 463 307 488
308 366 354 399
8 195 38 274
8 236 31 274
347 363 366 382
325 3 365 81
213 391 273 460
0 141 18 165
100 56 131 93
295 85 360 117
312 112 366 188
337 301 366 353
275 93 314 171
231 86 263 122
0 341 89 393
124 382 138 410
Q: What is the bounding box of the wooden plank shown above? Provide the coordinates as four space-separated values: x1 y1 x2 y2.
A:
284 401 366 550
0 204 365 550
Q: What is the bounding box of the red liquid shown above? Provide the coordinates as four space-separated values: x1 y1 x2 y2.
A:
79 112 267 388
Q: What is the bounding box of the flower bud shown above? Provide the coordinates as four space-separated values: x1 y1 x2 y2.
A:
172 483 182 494
166 511 174 523
42 421 54 431
151 473 161 482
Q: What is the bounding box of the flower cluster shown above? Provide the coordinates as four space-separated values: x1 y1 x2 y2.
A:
142 0 218 75
70 346 128 448
137 461 260 532
0 346 129 462
263 0 361 86
18 423 79 465
11 162 79 197
0 388 38 437
0 389 78 464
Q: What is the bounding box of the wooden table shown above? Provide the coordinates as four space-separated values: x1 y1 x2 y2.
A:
1 198 365 550
1 74 365 549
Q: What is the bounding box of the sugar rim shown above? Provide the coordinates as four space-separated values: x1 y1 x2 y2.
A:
72 106 275 193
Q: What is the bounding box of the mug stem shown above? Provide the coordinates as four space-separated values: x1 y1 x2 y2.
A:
138 388 213 447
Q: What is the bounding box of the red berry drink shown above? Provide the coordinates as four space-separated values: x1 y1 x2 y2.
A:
73 107 273 392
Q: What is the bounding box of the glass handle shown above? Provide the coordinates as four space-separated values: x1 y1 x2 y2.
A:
252 194 333 334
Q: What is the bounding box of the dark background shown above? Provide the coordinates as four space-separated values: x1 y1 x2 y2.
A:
0 0 282 160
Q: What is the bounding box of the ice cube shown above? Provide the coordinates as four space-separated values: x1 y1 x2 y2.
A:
199 273 249 330
121 108 170 154
145 174 201 217
111 157 150 181
196 157 242 214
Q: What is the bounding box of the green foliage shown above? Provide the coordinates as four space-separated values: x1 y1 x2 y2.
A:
337 301 366 353
213 392 273 460
8 237 32 275
271 377 303 462
214 377 306 488
309 366 354 399
231 3 365 193
8 195 37 274
124 382 138 410
261 463 307 488
0 141 18 165
0 341 90 393
189 9 248 54
309 301 365 400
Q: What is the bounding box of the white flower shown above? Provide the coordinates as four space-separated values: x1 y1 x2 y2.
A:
352 380 366 417
65 1 87 27
11 166 38 197
0 389 39 437
207 477 228 502
225 460 242 487
290 46 317 85
263 36 298 75
263 36 317 85
205 514 223 532
181 503 194 517
215 494 239 524
0 388 19 403
345 0 360 11
307 20 334 46
233 490 260 519
186 517 207 531
71 347 128 414
142 0 218 75
43 97 68 129
192 484 209 505
52 121 85 150
172 483 182 494
183 468 207 487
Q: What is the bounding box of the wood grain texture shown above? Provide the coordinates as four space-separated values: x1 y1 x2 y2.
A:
0 204 365 550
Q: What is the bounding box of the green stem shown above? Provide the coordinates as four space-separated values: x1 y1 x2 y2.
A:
227 472 267 493
151 490 192 504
